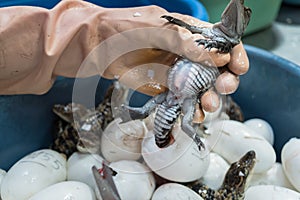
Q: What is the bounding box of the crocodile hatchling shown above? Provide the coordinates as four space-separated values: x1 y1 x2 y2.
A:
187 150 256 200
50 82 128 157
121 0 252 150
223 95 244 122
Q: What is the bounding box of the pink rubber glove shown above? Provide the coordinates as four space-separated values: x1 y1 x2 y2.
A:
0 0 249 113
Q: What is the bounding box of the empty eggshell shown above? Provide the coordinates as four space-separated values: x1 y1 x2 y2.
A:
281 137 300 192
152 183 203 200
67 152 104 188
0 149 67 200
101 118 146 162
28 181 96 200
249 163 295 190
205 120 276 173
142 124 210 182
109 160 155 200
244 118 274 145
245 185 300 200
200 152 230 190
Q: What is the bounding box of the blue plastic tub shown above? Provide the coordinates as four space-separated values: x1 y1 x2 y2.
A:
0 0 208 170
1 1 300 171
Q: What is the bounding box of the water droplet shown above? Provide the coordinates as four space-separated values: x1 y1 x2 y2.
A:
286 18 293 24
147 69 155 79
114 75 120 79
133 12 142 17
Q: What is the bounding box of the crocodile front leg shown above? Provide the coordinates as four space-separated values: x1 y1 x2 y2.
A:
162 15 233 53
161 15 207 34
181 98 205 150
120 92 168 122
161 0 251 53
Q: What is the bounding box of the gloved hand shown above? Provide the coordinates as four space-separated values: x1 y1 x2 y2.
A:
0 0 249 113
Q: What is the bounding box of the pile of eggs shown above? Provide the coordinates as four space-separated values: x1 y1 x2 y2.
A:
1 107 300 200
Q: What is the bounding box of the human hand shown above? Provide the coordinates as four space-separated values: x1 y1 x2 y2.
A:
0 0 248 109
98 6 249 113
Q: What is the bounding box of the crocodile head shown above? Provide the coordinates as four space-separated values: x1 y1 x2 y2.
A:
221 150 256 195
217 0 252 39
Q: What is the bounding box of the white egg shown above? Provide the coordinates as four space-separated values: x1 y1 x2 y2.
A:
281 137 300 192
0 169 6 185
28 181 96 200
0 169 6 199
200 152 230 190
67 152 104 188
142 124 210 182
152 183 203 200
244 118 274 145
109 160 155 200
101 118 146 162
205 120 276 173
143 112 155 131
0 149 66 200
249 163 295 190
245 185 300 200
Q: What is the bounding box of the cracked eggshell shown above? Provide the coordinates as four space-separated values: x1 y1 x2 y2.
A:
28 181 96 200
249 163 295 190
101 118 146 162
109 160 155 200
206 120 276 173
281 137 300 192
0 149 67 200
200 152 230 190
244 118 274 145
152 183 203 200
245 185 300 200
142 124 210 182
67 152 104 188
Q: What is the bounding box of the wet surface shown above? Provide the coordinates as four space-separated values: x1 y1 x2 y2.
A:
243 3 300 65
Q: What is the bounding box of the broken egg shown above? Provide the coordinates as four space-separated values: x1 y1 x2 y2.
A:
142 124 210 182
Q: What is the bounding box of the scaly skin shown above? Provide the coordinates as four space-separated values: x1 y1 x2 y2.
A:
121 0 251 150
161 0 251 53
188 150 256 200
50 82 128 156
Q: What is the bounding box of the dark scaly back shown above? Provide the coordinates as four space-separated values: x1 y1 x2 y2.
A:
187 151 256 200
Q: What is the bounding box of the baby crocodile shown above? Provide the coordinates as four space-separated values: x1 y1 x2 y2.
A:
50 81 129 157
188 150 256 200
161 0 251 53
121 0 251 150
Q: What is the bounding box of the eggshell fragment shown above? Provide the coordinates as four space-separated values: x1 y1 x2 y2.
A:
152 183 203 200
281 137 300 192
200 152 229 190
206 120 276 173
109 160 155 200
28 181 96 200
142 124 210 182
244 118 274 145
67 152 104 188
245 185 300 200
249 163 294 190
0 149 67 200
101 118 146 162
